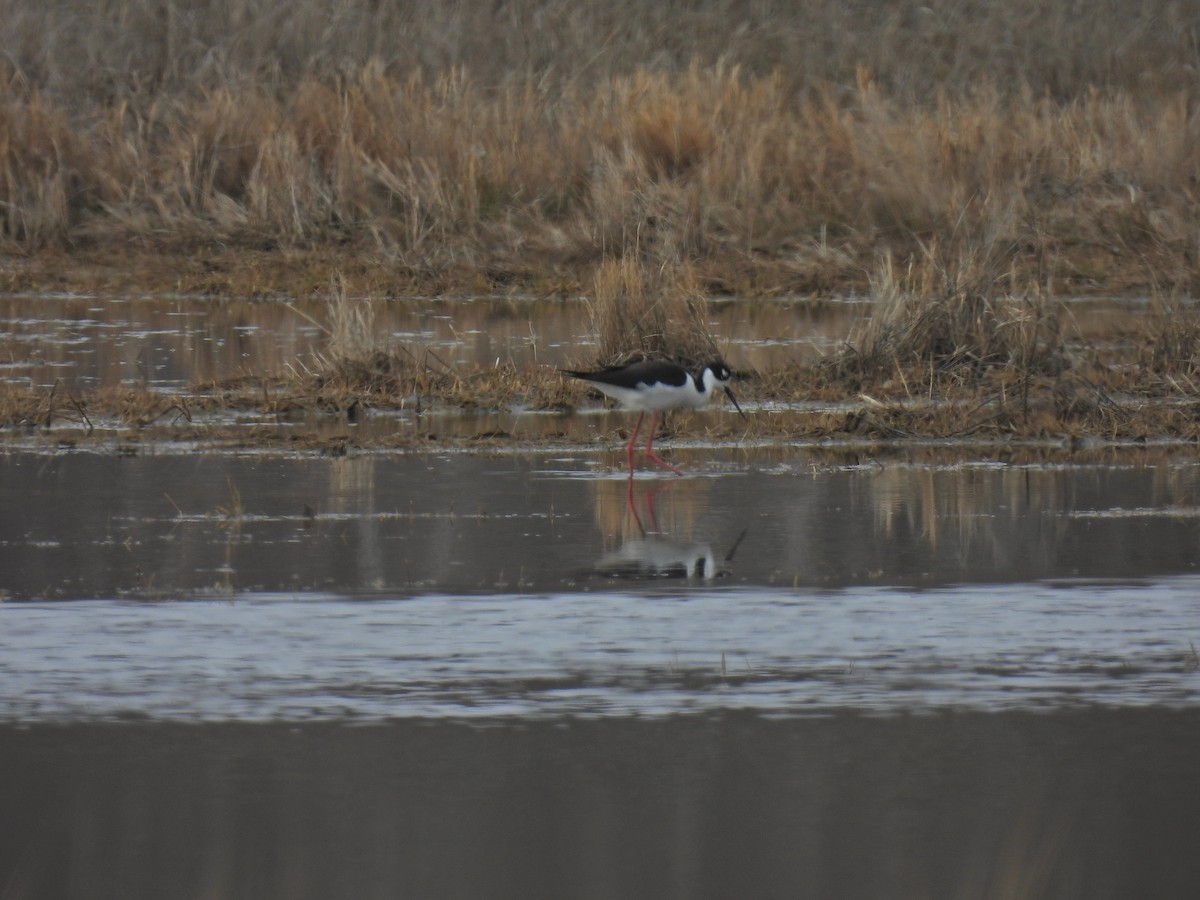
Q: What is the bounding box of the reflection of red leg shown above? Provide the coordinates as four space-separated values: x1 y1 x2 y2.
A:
643 413 685 476
626 471 645 535
643 480 665 532
625 413 644 475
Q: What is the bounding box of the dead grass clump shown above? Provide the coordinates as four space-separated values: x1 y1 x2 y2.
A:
154 88 282 234
620 68 718 180
291 279 526 406
1133 293 1200 391
307 350 416 397
830 247 1067 390
300 281 422 398
0 383 70 428
0 76 75 245
246 129 329 240
585 256 719 367
324 279 379 362
0 381 201 432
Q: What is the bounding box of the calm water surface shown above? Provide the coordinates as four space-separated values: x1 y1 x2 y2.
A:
3 448 1200 720
0 292 1155 391
0 294 856 389
3 713 1199 899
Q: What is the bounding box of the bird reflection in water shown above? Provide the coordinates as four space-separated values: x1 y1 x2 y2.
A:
592 478 746 584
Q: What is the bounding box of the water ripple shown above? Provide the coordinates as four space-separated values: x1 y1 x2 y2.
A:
3 578 1198 721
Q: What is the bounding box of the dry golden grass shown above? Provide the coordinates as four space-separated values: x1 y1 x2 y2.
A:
0 1 1198 297
584 256 720 367
1137 293 1200 387
828 245 1068 390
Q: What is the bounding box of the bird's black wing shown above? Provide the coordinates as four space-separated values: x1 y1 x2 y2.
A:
563 360 688 388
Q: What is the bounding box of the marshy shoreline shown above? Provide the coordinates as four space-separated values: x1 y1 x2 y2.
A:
4 1 1200 451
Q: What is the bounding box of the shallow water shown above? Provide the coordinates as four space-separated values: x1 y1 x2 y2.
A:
4 452 1200 899
3 449 1199 720
0 293 858 390
0 292 1153 391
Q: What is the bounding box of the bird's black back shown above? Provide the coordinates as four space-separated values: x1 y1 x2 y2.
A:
563 360 690 389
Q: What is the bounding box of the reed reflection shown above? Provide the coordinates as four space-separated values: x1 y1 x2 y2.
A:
805 453 1200 586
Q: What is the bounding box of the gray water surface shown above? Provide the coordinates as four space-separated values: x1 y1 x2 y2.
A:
3 449 1199 720
5 444 1200 900
4 713 1199 900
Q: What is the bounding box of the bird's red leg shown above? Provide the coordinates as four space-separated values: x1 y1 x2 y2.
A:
625 412 644 475
642 413 685 476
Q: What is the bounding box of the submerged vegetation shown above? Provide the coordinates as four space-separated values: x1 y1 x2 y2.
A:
3 0 1200 449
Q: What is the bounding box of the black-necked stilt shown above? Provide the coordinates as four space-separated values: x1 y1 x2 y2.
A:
562 359 745 475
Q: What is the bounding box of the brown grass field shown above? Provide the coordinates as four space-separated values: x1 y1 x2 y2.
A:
3 0 1200 447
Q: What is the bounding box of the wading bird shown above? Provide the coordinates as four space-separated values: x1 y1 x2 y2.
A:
562 359 745 476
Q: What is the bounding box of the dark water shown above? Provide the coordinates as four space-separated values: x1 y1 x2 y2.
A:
7 448 1200 600
3 713 1199 900
5 436 1200 895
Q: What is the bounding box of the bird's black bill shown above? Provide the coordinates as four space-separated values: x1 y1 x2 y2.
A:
724 386 747 418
